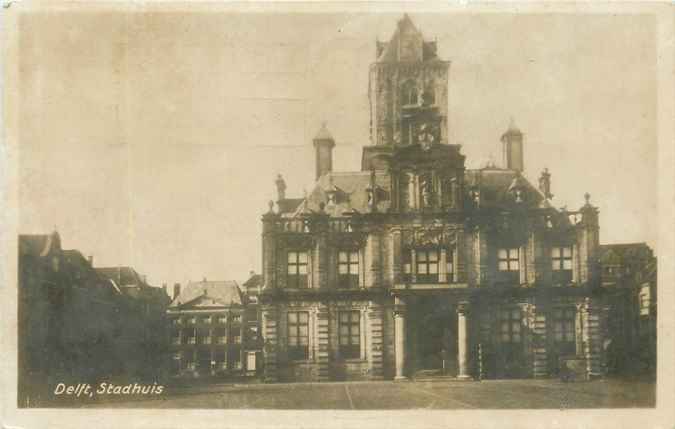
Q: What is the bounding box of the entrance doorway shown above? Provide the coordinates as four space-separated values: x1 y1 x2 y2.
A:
411 298 457 376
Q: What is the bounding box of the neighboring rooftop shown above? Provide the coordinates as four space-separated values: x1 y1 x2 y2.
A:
169 280 242 308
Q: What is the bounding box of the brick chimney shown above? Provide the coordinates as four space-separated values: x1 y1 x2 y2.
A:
275 174 286 201
173 283 181 300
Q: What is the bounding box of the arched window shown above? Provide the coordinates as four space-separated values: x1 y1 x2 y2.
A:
400 80 418 106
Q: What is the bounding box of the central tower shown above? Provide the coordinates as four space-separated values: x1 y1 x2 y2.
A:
368 14 450 147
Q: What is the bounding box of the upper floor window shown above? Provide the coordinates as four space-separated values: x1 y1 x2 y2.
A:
187 317 197 325
231 314 242 324
338 250 359 289
552 246 573 284
287 251 309 288
339 311 361 359
287 311 309 360
498 248 520 283
416 249 439 283
400 80 418 106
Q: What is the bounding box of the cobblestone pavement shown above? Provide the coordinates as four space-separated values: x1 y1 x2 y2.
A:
78 377 655 409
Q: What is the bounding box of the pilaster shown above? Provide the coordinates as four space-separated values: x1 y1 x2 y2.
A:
261 305 279 382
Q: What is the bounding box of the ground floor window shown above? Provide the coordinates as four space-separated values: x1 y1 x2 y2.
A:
498 308 522 343
339 311 361 359
288 311 309 360
552 308 576 355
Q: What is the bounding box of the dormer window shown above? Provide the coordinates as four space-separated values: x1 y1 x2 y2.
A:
514 188 523 203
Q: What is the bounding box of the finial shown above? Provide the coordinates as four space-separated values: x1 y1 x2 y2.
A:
267 200 274 213
584 192 591 205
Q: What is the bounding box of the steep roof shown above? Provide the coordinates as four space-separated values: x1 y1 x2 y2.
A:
95 266 145 287
243 273 263 290
464 168 544 208
599 243 653 265
298 171 391 217
277 198 304 215
376 14 440 63
169 280 242 308
19 232 61 258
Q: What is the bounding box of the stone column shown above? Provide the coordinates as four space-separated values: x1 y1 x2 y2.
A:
439 248 448 283
457 302 472 380
394 296 408 380
261 304 279 382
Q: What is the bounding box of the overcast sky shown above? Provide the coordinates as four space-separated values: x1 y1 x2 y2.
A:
17 11 657 286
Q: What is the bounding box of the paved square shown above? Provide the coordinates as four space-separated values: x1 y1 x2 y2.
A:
79 378 655 409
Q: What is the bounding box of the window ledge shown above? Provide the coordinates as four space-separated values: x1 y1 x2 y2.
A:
290 359 315 365
341 358 367 364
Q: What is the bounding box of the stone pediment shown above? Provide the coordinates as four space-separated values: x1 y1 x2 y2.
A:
180 295 225 309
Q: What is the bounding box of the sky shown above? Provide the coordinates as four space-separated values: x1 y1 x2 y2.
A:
17 10 657 286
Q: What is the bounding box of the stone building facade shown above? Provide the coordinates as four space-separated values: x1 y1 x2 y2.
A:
167 280 252 378
259 15 609 382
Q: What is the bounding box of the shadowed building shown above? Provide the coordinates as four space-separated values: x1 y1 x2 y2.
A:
599 243 657 374
166 280 249 378
18 232 170 405
258 15 610 382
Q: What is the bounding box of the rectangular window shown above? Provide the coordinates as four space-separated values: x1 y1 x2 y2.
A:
498 248 520 284
231 314 241 324
200 316 211 324
287 311 309 360
402 250 412 282
553 308 576 355
339 311 361 359
498 309 522 343
498 248 520 271
287 251 309 288
187 317 196 325
338 250 359 289
217 316 227 324
552 246 573 284
416 249 440 283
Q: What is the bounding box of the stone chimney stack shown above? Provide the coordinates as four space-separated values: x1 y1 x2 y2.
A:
501 118 524 172
173 283 181 300
87 255 93 266
275 174 286 201
162 283 167 295
313 122 335 180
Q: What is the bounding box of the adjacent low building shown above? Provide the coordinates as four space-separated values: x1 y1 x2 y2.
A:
599 243 657 374
18 231 170 406
167 280 249 377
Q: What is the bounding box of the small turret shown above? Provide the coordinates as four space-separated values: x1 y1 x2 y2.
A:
275 174 286 201
313 122 335 180
501 118 524 172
